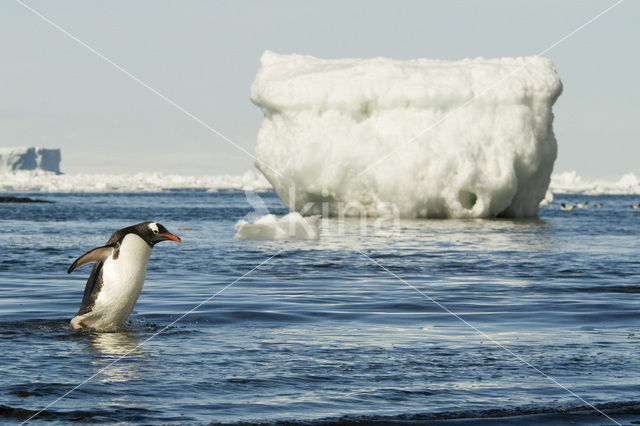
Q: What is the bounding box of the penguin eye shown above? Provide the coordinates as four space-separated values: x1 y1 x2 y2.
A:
153 229 159 234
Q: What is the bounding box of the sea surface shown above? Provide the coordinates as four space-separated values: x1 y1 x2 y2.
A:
0 191 639 425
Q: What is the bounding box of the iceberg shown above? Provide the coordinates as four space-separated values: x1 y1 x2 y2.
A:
0 147 61 174
251 51 563 218
234 213 320 240
550 171 640 195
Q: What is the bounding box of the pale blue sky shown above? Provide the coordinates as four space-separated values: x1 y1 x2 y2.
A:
1 0 637 178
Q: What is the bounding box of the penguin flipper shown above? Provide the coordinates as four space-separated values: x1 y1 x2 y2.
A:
68 245 115 274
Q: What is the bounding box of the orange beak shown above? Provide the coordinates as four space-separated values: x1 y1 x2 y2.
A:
161 234 181 242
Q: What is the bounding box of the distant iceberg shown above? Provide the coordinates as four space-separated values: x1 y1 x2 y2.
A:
550 171 640 195
0 170 272 193
251 51 563 218
0 147 61 174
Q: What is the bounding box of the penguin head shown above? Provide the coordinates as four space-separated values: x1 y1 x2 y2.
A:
138 222 181 246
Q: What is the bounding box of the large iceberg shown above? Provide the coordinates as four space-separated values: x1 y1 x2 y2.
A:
0 147 61 174
251 51 563 218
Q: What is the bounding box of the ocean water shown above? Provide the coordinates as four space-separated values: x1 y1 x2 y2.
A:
0 191 639 425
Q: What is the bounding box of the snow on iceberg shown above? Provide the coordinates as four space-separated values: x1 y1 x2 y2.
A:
251 51 563 218
0 170 271 193
234 213 320 240
0 147 61 174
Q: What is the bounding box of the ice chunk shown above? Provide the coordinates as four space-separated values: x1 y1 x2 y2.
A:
234 213 320 240
0 147 61 174
539 189 554 207
251 51 563 218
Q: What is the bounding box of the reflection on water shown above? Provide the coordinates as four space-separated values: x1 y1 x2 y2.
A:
85 330 147 383
314 216 554 254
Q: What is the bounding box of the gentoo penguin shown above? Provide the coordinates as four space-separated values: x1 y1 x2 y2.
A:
68 222 180 330
632 204 640 210
594 203 603 208
560 203 574 211
575 201 589 208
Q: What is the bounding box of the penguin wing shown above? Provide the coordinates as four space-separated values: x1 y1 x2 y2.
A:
76 262 105 316
67 244 116 274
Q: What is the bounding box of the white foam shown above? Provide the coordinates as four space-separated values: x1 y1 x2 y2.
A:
234 213 320 240
251 51 563 218
0 170 271 193
550 171 640 195
0 147 61 174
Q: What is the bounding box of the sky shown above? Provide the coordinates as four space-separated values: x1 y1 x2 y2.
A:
0 0 637 178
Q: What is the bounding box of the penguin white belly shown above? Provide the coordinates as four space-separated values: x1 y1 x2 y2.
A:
90 234 152 329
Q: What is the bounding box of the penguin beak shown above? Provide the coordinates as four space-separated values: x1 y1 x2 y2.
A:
160 233 181 242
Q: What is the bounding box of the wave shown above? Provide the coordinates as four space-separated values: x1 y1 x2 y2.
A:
3 400 638 424
310 401 640 424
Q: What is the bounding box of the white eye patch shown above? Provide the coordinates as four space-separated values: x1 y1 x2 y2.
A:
149 223 159 234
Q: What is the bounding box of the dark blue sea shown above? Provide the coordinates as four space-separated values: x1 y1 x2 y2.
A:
0 191 639 425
